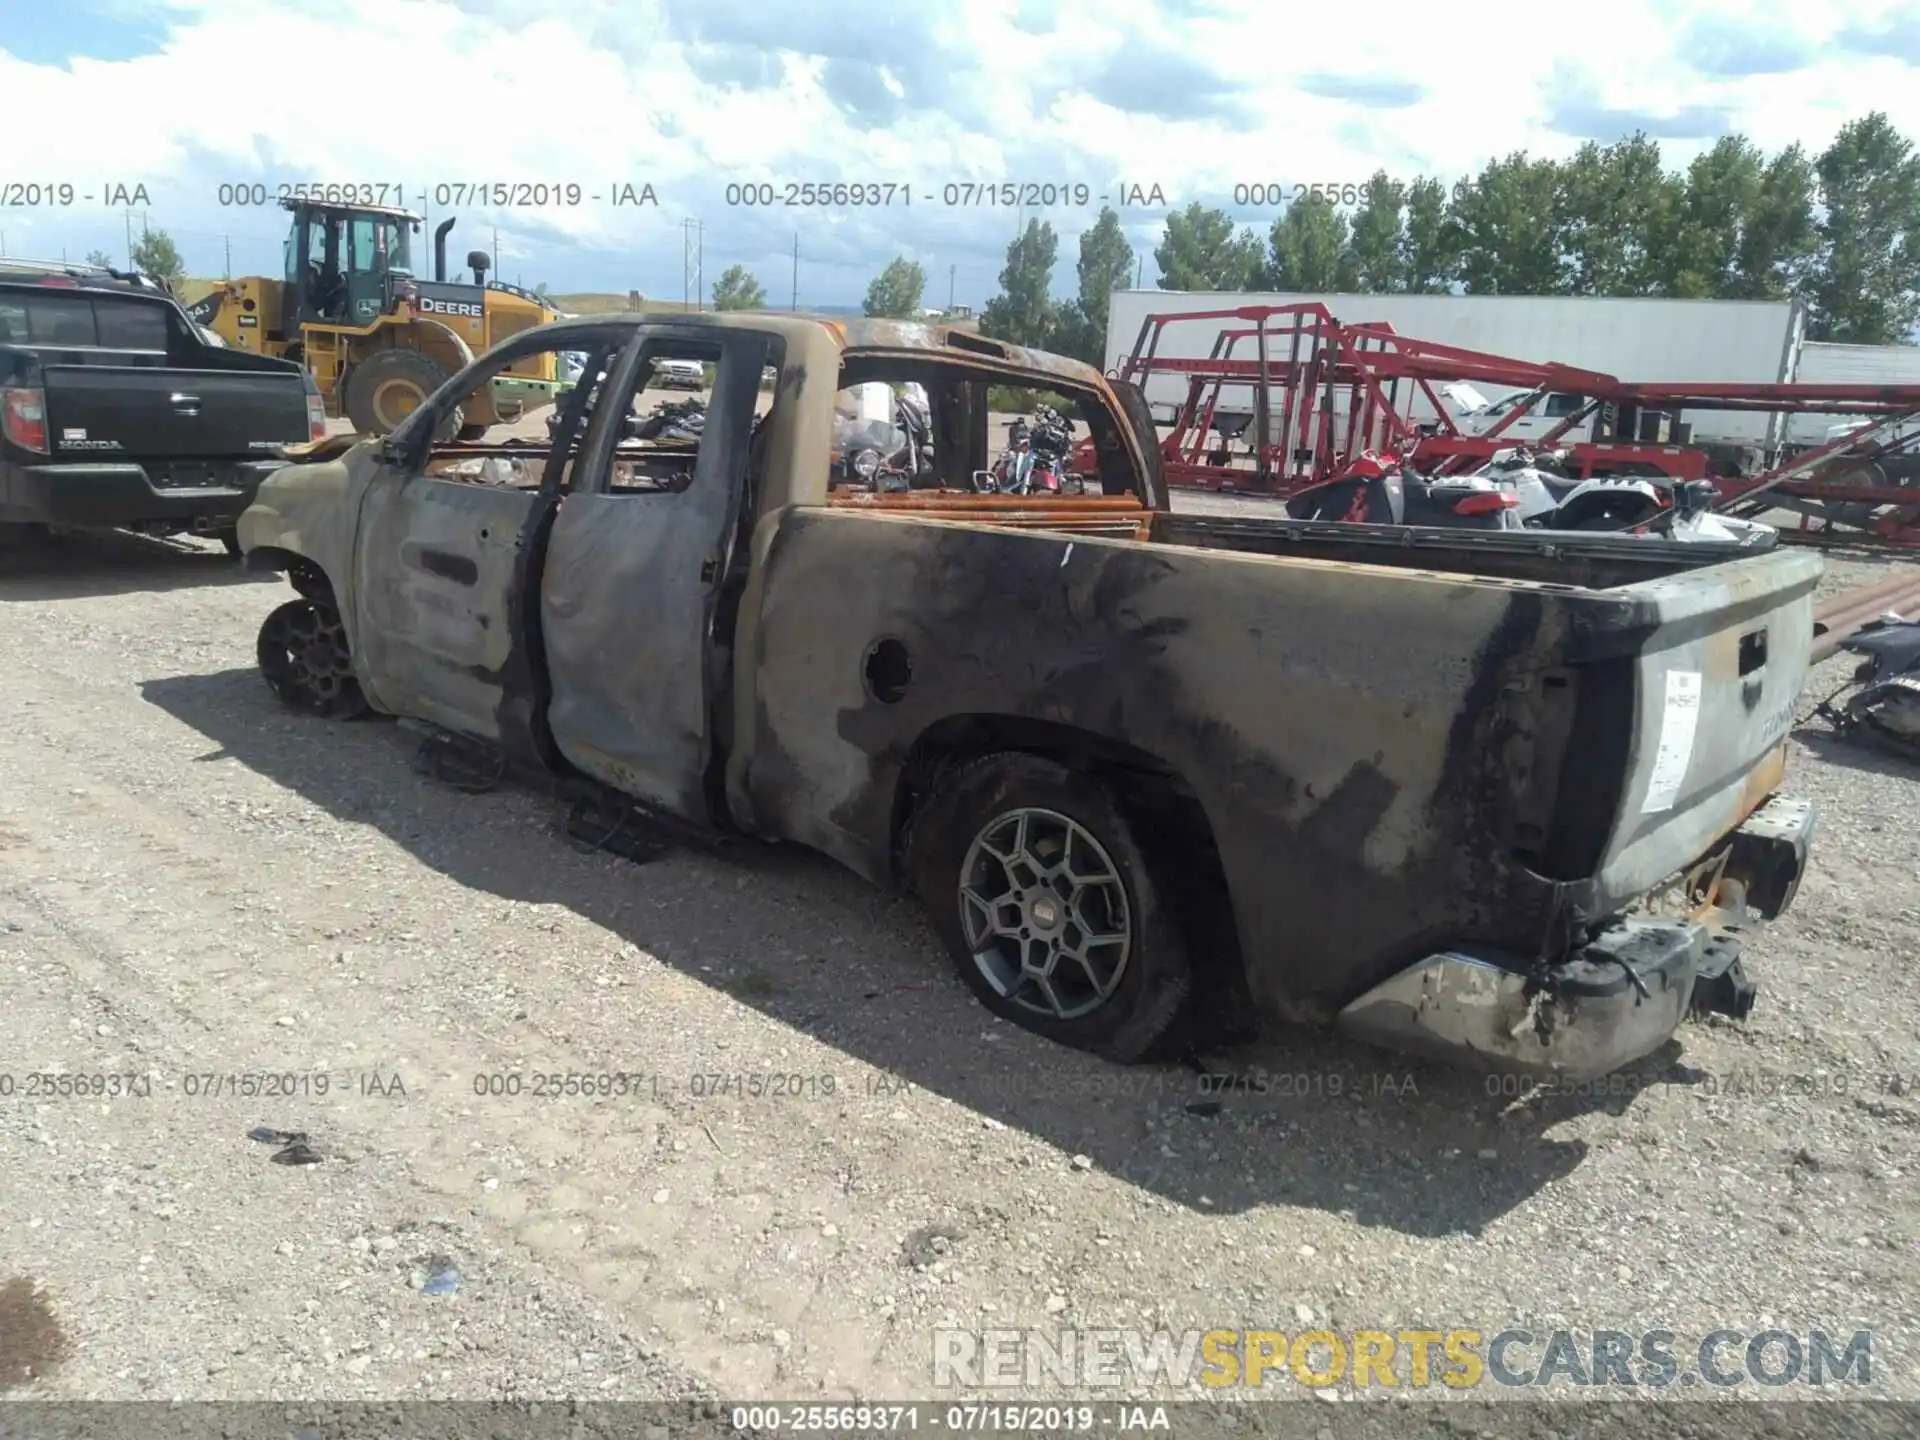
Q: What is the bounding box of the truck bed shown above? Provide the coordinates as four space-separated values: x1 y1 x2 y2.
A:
1150 511 1765 590
830 488 1765 591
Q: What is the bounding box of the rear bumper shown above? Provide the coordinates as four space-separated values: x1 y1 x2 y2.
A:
1336 793 1816 1081
0 459 284 528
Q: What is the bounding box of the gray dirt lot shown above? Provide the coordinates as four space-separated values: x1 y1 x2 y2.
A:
0 508 1916 1412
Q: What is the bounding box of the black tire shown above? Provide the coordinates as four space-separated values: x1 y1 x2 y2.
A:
256 598 369 719
456 422 489 442
344 349 459 440
905 752 1192 1062
217 529 242 557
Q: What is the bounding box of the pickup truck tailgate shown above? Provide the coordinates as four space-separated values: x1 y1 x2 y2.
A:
1592 545 1823 903
43 363 311 460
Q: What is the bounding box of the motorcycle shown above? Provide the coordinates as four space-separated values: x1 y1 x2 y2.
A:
1285 446 1525 528
975 405 1083 494
632 396 706 442
1814 615 1920 760
833 384 934 491
1473 446 1774 544
547 394 705 446
1288 444 1775 544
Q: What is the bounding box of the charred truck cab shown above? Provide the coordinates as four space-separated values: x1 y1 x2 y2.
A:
236 313 1819 1083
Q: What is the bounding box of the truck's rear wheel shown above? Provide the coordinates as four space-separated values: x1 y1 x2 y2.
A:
344 350 459 440
905 752 1192 1062
257 598 368 719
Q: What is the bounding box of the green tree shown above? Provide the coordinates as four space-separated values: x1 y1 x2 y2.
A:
130 226 186 293
84 248 115 268
980 218 1060 349
1267 192 1356 291
863 256 927 318
1656 136 1817 300
1555 134 1680 295
1344 172 1407 292
1659 136 1768 298
1154 203 1264 290
711 264 767 310
1448 154 1567 295
1398 177 1457 293
1051 206 1134 363
1807 111 1920 343
1739 145 1819 300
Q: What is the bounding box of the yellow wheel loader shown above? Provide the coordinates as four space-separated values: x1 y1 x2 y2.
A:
187 198 561 439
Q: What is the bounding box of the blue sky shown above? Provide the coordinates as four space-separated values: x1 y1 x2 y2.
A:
2 0 1917 305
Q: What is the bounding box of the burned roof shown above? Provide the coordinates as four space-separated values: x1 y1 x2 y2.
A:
530 310 1109 388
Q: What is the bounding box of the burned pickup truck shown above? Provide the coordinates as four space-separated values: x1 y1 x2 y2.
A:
236 314 1820 1081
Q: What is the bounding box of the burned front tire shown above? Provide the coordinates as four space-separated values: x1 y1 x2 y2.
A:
257 598 368 719
906 752 1192 1063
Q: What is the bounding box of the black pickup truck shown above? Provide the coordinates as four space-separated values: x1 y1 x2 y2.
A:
1 262 321 550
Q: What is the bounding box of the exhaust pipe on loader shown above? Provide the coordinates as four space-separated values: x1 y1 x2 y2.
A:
433 218 456 282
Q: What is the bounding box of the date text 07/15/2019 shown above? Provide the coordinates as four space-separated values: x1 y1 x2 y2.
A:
722 182 1168 208
210 182 658 208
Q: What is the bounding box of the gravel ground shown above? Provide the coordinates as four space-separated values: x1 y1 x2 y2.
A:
1 512 1917 1417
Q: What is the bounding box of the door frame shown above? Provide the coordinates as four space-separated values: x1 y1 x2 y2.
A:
350 321 644 763
537 320 782 823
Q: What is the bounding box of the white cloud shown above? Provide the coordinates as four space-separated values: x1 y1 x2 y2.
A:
1 0 1916 302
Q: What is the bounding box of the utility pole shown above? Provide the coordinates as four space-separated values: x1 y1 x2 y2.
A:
224 235 231 279
492 226 499 275
0 230 7 256
791 231 799 311
1135 256 1143 288
682 218 703 311
948 264 955 312
124 210 134 268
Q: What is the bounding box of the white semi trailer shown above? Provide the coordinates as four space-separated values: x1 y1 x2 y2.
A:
1103 290 1808 462
1785 340 1920 446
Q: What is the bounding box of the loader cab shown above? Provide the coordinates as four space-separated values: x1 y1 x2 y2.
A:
279 198 420 333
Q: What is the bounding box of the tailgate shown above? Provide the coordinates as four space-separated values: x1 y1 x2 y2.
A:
1590 545 1823 903
43 364 310 461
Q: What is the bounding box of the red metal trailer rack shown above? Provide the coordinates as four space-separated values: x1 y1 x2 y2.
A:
1101 304 1920 546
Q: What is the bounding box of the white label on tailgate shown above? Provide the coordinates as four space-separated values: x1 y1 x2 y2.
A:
62 427 85 441
1642 669 1703 814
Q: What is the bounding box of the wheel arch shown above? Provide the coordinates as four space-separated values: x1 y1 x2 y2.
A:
890 714 1246 1002
244 544 339 605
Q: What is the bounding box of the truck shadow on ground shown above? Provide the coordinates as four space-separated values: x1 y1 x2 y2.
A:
142 666 1698 1236
1792 726 1920 780
0 530 271 601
